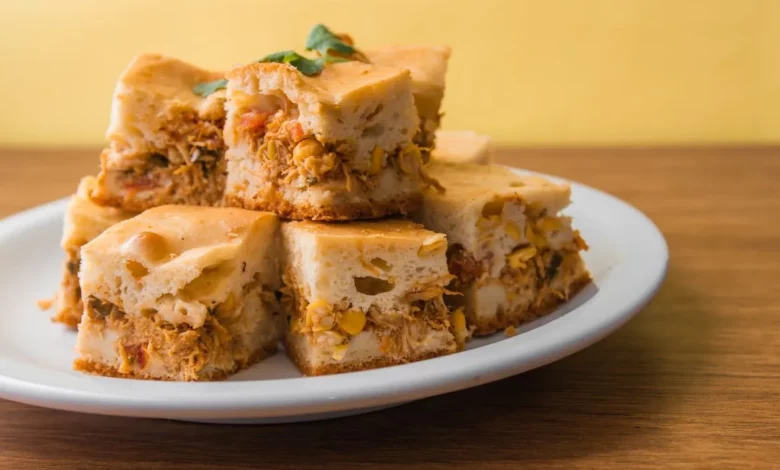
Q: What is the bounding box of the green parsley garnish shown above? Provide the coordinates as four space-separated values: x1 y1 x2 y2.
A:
194 24 367 96
193 78 227 97
306 24 355 56
306 24 368 62
257 50 325 76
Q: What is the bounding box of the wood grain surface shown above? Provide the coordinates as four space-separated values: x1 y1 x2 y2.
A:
0 146 778 469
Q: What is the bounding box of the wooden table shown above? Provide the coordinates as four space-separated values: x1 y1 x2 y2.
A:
0 147 778 469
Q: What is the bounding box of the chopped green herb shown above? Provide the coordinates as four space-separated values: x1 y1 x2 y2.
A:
306 24 356 56
546 253 563 281
194 24 364 92
193 78 227 97
149 153 169 167
88 297 113 317
257 50 325 76
305 24 367 62
66 260 79 275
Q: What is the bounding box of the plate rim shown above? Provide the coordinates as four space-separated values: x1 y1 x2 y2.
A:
0 168 668 420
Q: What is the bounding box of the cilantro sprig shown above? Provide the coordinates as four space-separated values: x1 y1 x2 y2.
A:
194 24 367 96
257 50 325 76
305 24 367 62
193 78 228 97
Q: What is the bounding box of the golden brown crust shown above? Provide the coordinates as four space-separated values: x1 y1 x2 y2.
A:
52 249 82 329
284 338 454 376
224 191 422 221
73 341 277 382
471 274 592 336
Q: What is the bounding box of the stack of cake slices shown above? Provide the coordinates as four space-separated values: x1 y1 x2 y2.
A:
47 25 590 380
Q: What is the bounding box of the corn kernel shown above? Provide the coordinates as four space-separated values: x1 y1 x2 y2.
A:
398 145 422 174
507 245 537 269
418 234 447 256
505 222 522 241
525 224 547 248
451 308 466 333
451 308 468 347
370 146 384 174
292 138 324 164
331 343 349 361
266 140 277 160
526 201 546 218
305 299 332 327
216 292 236 316
313 315 335 332
337 310 367 336
537 217 563 232
505 325 518 337
126 231 169 261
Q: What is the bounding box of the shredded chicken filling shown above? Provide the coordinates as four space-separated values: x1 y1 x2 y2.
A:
414 116 439 163
116 111 226 193
83 280 278 377
281 278 453 359
238 108 441 192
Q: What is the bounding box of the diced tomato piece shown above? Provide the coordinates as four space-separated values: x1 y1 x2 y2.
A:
123 175 157 191
291 122 305 143
124 344 147 368
239 110 271 133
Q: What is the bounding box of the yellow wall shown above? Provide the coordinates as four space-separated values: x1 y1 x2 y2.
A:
0 0 777 147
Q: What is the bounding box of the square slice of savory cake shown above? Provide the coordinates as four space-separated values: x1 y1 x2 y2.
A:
74 206 283 381
54 176 136 328
223 61 434 221
91 54 228 211
366 46 451 160
412 163 591 336
280 219 465 376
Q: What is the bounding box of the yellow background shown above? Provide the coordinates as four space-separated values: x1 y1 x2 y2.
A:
0 0 777 147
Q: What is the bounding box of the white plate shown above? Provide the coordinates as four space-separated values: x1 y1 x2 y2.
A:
0 169 667 423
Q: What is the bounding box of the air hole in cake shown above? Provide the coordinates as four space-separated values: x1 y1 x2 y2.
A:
149 153 169 167
180 262 234 299
370 257 392 272
354 276 395 295
361 123 384 138
364 104 383 121
125 260 149 279
86 296 119 318
482 199 505 218
247 92 290 115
